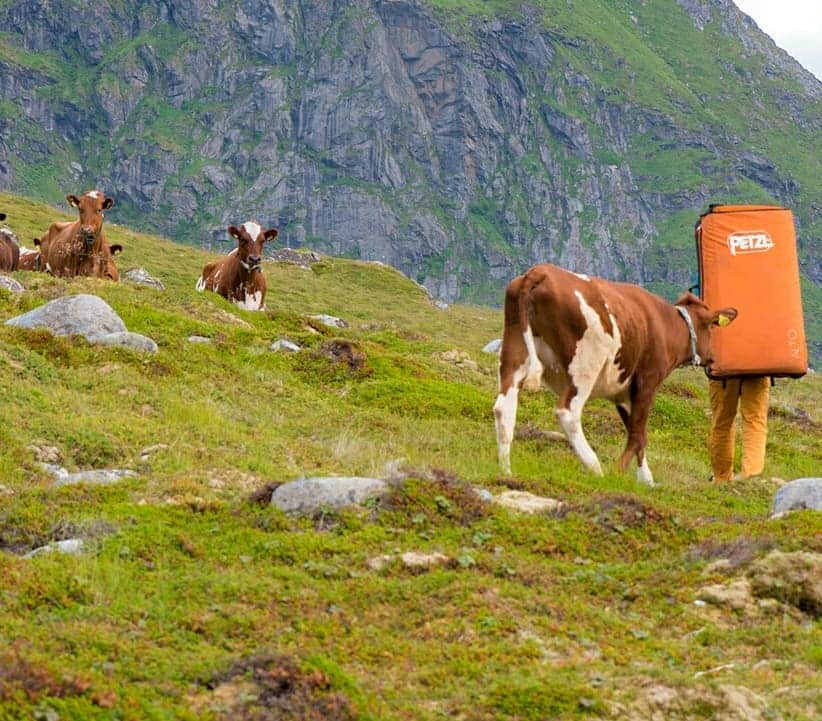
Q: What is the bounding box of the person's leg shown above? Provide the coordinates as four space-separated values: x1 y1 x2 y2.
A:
708 379 740 482
739 377 770 478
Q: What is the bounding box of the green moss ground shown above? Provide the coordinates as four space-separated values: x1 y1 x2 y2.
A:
0 192 819 720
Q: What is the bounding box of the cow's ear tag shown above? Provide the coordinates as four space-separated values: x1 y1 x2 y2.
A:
717 314 731 327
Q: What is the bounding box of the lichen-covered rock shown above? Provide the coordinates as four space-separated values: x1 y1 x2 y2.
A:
747 551 822 617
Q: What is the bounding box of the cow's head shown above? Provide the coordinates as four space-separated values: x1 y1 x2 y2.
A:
227 222 278 273
675 292 738 367
66 190 114 248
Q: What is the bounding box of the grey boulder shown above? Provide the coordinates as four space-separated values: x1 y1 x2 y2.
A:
772 478 822 517
271 476 389 514
482 339 502 354
5 294 157 352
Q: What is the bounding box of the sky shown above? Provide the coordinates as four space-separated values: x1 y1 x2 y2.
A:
734 0 822 80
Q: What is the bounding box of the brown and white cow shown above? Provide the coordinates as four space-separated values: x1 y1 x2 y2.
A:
195 222 278 310
494 264 737 485
40 191 120 280
0 213 20 271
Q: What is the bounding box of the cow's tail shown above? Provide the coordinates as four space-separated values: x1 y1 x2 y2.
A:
517 271 544 391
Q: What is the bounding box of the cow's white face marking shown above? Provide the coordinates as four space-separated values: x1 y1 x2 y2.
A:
242 222 262 240
637 457 654 486
569 291 628 404
573 272 590 281
85 190 101 199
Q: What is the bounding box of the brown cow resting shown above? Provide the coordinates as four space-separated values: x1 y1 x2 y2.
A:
494 264 737 485
196 222 278 310
0 214 20 271
40 191 121 280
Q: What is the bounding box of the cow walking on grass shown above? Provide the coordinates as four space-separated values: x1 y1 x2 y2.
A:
196 222 278 311
494 264 737 485
39 191 122 280
0 212 20 272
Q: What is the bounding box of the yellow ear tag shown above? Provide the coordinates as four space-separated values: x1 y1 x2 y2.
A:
717 314 731 327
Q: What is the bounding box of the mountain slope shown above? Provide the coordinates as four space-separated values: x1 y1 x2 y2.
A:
0 191 820 719
0 0 819 355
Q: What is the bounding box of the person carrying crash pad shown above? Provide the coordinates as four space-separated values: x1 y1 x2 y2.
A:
708 376 770 481
693 204 808 483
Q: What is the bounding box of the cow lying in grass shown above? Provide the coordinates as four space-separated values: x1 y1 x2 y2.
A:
39 191 122 280
196 222 279 310
494 263 737 485
0 212 20 271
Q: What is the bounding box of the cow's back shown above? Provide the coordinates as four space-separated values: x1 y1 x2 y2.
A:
0 231 19 271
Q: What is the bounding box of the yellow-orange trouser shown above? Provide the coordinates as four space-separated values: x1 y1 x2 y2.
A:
708 377 770 482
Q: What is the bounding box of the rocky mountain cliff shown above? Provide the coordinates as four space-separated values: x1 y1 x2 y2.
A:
0 1 819 317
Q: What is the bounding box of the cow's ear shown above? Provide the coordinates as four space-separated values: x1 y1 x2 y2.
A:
228 225 242 241
263 228 279 241
67 194 81 208
102 197 114 210
712 307 738 327
109 244 123 255
33 237 41 247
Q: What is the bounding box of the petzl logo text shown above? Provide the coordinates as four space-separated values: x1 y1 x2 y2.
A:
728 231 774 256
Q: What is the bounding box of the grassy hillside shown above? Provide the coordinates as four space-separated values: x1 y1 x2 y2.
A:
0 192 820 720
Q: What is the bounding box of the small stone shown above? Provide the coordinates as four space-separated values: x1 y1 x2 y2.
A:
38 463 69 479
401 551 450 570
270 476 389 514
696 579 752 610
270 338 301 352
140 443 169 457
0 483 14 496
123 267 165 290
494 490 564 514
435 300 449 310
29 444 63 464
188 335 212 344
473 487 494 502
0 275 24 293
54 469 137 487
309 314 348 329
95 331 158 353
25 538 85 558
482 339 502 354
702 559 734 576
366 554 395 571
